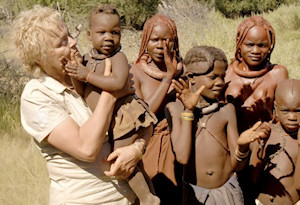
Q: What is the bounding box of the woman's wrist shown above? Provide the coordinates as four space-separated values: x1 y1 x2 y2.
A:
100 91 117 104
133 139 146 159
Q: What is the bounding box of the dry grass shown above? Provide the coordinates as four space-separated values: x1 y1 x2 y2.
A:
0 1 299 204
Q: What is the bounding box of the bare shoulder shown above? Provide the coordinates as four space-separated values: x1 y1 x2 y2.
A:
220 103 236 114
110 52 129 66
130 63 144 79
270 64 288 81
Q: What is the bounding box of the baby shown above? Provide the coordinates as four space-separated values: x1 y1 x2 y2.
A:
65 4 159 205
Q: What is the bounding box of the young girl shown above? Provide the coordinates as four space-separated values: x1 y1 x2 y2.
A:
225 16 288 133
130 14 183 205
65 4 159 205
167 45 270 205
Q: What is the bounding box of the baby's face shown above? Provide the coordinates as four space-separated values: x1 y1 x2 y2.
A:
88 13 121 56
240 25 270 68
276 94 300 134
146 23 174 64
190 60 226 101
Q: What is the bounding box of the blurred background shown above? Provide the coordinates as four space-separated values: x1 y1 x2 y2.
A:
0 0 299 204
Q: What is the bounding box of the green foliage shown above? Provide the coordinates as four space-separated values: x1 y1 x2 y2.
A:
0 0 160 29
215 0 286 18
110 0 160 29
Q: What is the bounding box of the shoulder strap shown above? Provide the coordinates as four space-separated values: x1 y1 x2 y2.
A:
195 113 230 153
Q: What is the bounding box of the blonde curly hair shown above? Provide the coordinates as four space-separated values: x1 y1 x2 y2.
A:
12 5 66 77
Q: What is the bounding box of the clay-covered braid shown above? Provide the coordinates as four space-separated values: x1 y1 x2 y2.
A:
235 16 275 62
136 14 180 63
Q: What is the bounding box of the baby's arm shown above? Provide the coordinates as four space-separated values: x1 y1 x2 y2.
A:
86 52 129 92
65 52 87 97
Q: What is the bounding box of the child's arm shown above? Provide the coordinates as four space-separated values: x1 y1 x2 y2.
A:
294 129 300 191
87 53 129 92
167 78 204 164
226 105 271 171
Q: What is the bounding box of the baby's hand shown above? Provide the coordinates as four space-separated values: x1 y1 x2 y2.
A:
65 53 89 82
238 121 271 146
172 78 204 111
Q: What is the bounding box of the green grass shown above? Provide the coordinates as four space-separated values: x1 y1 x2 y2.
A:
0 1 299 204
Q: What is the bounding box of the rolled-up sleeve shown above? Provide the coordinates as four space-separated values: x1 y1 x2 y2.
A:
21 80 69 143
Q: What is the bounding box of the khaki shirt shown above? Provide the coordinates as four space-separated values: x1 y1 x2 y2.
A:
21 75 135 204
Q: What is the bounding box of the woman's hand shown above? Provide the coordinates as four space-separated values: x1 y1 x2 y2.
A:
172 78 204 111
163 39 177 77
104 144 141 178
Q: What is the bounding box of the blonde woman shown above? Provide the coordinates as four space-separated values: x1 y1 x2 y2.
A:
13 5 141 204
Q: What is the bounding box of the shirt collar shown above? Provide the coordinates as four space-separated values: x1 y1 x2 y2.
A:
39 73 68 94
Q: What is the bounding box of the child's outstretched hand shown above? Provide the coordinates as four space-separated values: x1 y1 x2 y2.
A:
163 39 177 77
172 78 205 111
65 52 89 82
238 121 271 147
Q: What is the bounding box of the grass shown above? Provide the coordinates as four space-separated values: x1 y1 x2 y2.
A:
0 0 299 204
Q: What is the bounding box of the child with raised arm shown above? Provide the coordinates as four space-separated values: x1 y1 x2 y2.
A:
65 4 159 205
249 79 300 205
166 46 271 204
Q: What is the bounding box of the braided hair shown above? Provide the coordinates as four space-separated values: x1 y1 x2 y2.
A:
136 14 180 63
235 16 275 62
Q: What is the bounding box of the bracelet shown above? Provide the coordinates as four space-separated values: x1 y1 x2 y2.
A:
162 77 172 84
85 71 92 83
132 143 143 159
181 112 194 121
235 147 250 162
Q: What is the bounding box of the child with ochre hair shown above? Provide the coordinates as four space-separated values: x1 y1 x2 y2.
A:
225 16 288 133
130 14 184 205
249 79 300 205
166 46 271 204
65 4 159 205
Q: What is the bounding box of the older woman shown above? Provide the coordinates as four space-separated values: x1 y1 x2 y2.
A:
13 5 141 204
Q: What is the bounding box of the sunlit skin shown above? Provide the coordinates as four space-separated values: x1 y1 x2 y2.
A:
40 25 76 87
131 23 178 114
188 60 226 102
88 13 121 56
146 23 174 68
168 59 271 190
239 26 270 71
225 24 288 133
66 11 160 205
130 18 182 204
275 92 300 134
250 80 300 205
